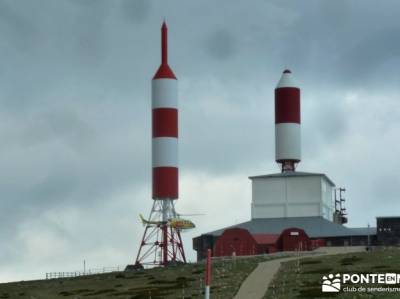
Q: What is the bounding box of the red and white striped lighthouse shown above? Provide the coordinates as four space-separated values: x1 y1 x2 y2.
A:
135 22 186 268
152 21 178 199
275 69 301 172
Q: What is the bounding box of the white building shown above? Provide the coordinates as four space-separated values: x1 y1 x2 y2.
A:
250 172 335 221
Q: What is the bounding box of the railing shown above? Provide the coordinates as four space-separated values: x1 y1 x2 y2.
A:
45 266 124 279
45 251 320 279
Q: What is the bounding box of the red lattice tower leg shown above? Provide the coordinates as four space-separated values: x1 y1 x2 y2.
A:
134 199 186 267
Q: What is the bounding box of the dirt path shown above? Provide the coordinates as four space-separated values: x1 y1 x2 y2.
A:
233 256 299 299
233 247 365 299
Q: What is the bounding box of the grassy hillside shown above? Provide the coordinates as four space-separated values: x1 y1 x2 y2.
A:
264 248 400 299
0 254 291 299
5 249 394 299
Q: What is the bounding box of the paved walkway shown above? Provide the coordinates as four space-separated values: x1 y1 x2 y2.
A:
233 247 365 299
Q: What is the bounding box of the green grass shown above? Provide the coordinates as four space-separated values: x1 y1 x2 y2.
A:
0 254 293 299
264 248 400 299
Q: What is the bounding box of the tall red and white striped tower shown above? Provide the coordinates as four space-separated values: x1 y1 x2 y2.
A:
275 69 301 172
135 22 186 267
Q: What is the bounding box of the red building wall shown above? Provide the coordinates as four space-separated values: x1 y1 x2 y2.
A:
213 227 312 257
310 238 326 249
253 234 280 254
278 227 310 251
214 228 258 256
260 244 278 254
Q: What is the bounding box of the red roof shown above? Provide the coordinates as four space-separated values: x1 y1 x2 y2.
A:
252 234 279 245
153 64 176 80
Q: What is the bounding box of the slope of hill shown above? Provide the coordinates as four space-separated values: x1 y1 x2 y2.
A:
0 254 293 299
3 248 389 299
264 248 400 299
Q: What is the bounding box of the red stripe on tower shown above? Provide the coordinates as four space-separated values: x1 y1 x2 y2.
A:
152 108 178 138
152 167 178 198
275 69 301 172
275 88 300 123
152 22 178 199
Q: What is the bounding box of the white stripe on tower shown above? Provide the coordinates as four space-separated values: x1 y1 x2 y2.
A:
152 79 178 109
275 124 301 160
152 137 178 168
151 21 178 199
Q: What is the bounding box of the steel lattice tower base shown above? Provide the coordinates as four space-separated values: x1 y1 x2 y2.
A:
135 199 186 267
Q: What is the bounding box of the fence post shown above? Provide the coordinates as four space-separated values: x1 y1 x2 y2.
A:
205 249 212 299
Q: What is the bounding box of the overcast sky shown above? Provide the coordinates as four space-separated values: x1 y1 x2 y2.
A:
1 0 400 282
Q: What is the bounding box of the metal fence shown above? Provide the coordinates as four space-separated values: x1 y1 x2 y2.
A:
45 251 319 279
45 266 124 279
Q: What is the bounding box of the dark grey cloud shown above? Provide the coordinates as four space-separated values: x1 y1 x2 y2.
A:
265 0 400 88
0 1 36 50
72 4 108 65
302 91 349 159
121 0 152 24
0 0 400 282
340 26 400 84
372 174 400 204
70 0 101 6
205 29 236 61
